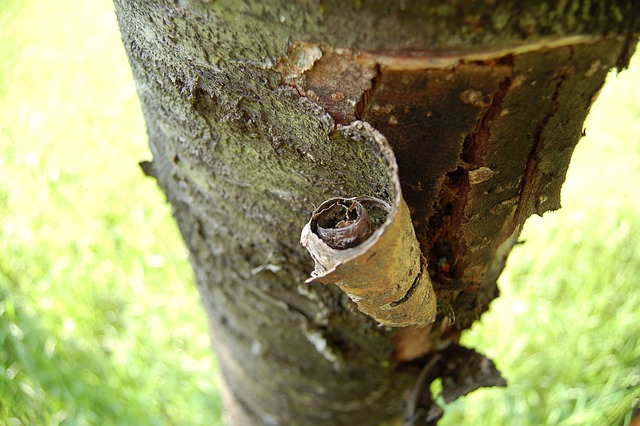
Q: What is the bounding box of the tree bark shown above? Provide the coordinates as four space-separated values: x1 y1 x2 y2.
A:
114 1 638 424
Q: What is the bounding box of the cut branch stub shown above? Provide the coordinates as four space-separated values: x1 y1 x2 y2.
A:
301 124 436 327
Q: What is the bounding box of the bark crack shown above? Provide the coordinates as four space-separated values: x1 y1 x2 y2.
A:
390 270 422 308
355 63 382 120
460 64 514 165
515 47 575 222
425 60 514 301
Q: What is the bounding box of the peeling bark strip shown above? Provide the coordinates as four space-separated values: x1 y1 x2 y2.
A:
278 35 635 334
114 0 639 424
300 123 436 327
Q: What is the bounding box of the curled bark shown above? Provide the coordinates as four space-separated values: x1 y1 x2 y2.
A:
312 197 380 250
301 124 436 327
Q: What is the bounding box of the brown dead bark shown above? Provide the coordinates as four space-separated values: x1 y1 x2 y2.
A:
114 1 639 424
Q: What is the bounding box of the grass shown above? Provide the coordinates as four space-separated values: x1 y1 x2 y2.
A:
0 0 638 425
0 0 221 424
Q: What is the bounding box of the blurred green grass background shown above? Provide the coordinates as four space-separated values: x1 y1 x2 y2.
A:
0 0 638 425
0 0 221 424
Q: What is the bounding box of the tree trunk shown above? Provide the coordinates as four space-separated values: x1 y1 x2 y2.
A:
114 1 638 424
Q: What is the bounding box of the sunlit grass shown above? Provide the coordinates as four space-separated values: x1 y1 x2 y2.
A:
0 0 638 425
0 0 221 424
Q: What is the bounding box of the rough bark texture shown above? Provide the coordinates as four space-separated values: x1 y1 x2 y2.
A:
114 1 638 425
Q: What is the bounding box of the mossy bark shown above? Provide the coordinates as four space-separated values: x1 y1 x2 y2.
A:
114 1 638 424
